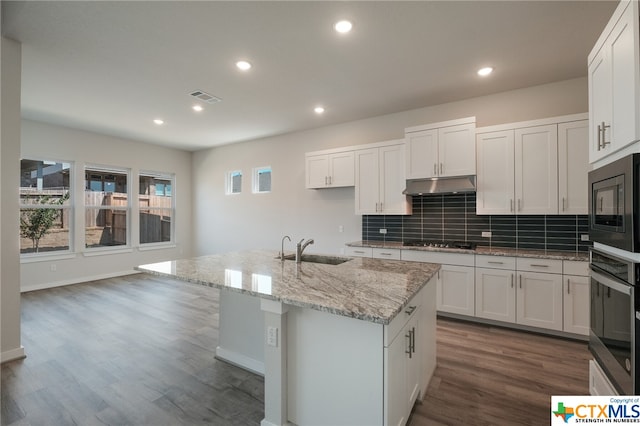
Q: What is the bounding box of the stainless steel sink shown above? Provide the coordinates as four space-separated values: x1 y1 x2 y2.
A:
279 253 352 265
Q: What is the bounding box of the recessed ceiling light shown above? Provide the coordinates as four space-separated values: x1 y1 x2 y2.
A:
334 20 353 34
236 60 252 71
314 106 325 114
153 119 164 125
477 67 494 77
192 105 203 112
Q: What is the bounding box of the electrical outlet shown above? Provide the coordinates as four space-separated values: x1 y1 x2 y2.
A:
338 225 344 233
266 326 278 347
581 234 590 241
379 228 387 234
50 264 57 272
481 231 492 238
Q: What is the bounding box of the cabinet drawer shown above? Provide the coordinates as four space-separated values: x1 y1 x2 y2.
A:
516 258 562 274
401 250 474 267
373 248 401 260
564 260 589 276
475 255 516 270
345 246 373 258
384 293 421 347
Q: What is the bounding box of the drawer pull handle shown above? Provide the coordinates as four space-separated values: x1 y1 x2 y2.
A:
530 264 549 268
380 252 392 256
567 278 571 295
405 305 417 315
488 261 504 265
354 250 365 254
511 274 514 288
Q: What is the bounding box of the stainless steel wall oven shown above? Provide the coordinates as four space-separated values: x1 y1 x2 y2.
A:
589 246 640 394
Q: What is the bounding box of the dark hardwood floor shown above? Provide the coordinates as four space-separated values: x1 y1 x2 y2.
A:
1 274 590 425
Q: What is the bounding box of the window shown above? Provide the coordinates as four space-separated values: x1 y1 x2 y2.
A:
20 159 72 255
226 170 242 194
139 172 174 245
253 166 271 193
85 167 129 249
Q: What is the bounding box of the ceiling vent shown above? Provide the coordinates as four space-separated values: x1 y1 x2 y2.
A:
189 90 222 104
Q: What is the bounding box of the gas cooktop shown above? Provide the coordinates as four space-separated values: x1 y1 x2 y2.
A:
402 240 477 250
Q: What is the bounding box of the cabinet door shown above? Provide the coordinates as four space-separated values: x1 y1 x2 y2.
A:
305 154 329 188
384 326 408 426
328 151 355 187
515 125 558 214
476 130 515 215
558 121 589 214
405 315 420 415
355 148 380 214
438 123 476 177
437 265 475 316
405 129 438 179
563 275 590 335
589 46 612 163
475 268 516 323
609 4 637 154
380 144 410 215
516 272 563 331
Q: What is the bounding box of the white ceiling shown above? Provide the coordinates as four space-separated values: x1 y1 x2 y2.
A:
2 1 618 151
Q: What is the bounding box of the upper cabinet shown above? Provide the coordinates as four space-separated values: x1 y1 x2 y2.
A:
305 150 355 189
355 140 411 215
588 0 640 165
476 114 588 215
404 117 476 179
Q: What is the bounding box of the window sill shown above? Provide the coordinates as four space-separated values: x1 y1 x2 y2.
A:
20 252 77 264
83 247 134 257
138 243 176 252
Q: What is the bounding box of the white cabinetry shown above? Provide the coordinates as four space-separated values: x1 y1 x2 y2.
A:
305 150 354 188
588 0 640 164
355 141 411 215
475 256 517 323
563 260 590 336
476 114 588 215
516 271 564 331
401 250 475 316
405 118 476 179
558 120 589 214
590 360 619 396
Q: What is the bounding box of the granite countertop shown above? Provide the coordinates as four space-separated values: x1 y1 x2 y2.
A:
346 240 589 262
136 250 439 325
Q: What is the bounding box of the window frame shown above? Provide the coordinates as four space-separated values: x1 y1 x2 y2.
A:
19 157 74 259
84 165 131 252
252 166 272 194
138 170 175 247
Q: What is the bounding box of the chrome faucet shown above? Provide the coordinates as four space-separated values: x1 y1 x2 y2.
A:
296 238 314 263
280 235 291 261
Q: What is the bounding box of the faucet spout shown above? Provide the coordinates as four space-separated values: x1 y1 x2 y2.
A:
296 238 315 263
280 235 291 261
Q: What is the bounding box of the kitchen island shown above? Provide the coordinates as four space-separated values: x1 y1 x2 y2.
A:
137 250 439 426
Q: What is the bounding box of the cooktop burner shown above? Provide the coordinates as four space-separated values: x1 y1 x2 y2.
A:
402 240 476 250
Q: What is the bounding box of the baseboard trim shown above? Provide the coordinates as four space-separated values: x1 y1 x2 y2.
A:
215 346 265 376
21 270 141 293
1 346 26 363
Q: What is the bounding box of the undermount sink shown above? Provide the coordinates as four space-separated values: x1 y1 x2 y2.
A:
279 254 352 265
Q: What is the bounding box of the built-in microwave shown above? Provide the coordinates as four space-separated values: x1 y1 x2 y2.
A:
588 153 640 252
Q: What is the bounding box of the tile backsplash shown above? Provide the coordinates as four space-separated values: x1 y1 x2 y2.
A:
362 193 591 252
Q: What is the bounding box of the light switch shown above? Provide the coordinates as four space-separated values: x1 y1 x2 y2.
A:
267 326 278 347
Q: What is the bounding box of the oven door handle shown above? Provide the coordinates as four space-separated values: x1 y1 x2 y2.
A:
590 269 632 296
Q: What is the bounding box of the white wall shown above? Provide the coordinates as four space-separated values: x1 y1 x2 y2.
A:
2 37 25 362
192 77 588 256
20 120 193 291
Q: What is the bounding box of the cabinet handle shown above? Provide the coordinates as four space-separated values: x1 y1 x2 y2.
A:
562 197 566 212
354 250 365 254
405 305 417 315
488 261 504 265
530 264 549 268
433 163 437 175
597 123 602 151
328 176 332 185
325 176 328 185
510 199 514 213
411 326 416 354
518 199 522 212
519 275 522 289
380 202 384 212
440 163 443 175
601 122 611 149
567 278 571 295
375 202 379 212
406 329 413 359
511 274 514 288
380 252 393 256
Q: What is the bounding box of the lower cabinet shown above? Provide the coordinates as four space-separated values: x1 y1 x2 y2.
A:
475 267 516 322
437 265 475 316
563 274 590 335
516 271 564 331
590 360 618 396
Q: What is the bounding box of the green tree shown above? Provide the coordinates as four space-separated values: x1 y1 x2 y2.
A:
20 192 69 253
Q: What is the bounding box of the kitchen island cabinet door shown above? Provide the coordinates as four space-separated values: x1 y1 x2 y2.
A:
475 267 516 323
516 271 563 331
437 265 475 316
476 130 515 215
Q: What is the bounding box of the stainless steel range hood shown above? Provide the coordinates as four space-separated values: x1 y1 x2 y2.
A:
402 175 476 195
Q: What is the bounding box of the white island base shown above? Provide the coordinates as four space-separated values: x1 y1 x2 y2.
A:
216 277 437 426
